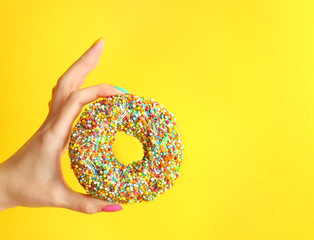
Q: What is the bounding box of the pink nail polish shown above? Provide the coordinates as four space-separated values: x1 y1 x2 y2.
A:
102 205 123 212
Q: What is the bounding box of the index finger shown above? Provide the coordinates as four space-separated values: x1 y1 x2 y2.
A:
57 37 105 90
49 38 105 117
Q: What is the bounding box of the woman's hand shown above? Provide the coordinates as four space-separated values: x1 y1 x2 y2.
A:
0 37 125 214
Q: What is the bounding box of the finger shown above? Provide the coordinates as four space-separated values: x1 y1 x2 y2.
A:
57 186 123 214
49 38 105 116
50 84 125 140
58 37 105 90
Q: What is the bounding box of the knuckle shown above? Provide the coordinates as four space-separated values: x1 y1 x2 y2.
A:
56 78 70 95
97 83 106 92
56 79 65 90
98 83 110 94
79 201 95 214
68 90 81 104
80 55 98 69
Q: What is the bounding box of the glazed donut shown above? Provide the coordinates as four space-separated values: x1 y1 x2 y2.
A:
68 93 184 204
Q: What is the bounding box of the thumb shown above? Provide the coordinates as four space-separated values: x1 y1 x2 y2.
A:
58 186 123 214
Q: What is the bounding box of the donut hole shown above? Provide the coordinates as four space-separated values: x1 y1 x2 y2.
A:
113 131 144 165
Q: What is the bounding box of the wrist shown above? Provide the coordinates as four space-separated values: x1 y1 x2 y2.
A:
0 161 16 211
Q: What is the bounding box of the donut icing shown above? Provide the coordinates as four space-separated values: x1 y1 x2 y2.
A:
68 94 183 203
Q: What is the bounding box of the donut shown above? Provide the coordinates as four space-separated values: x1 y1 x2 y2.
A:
68 93 184 204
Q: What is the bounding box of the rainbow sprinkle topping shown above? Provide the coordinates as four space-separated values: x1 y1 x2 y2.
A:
68 94 183 204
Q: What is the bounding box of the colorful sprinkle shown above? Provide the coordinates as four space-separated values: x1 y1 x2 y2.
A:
68 94 184 204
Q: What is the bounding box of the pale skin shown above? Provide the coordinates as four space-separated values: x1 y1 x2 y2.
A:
0 38 124 214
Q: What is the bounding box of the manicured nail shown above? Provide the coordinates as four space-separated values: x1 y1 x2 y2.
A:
102 205 123 212
115 86 130 94
91 37 103 48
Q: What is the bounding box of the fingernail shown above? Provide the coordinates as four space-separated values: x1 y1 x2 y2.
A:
102 205 123 212
115 86 130 94
91 37 104 48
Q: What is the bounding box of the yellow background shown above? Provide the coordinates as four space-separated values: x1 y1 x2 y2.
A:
1 0 314 239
